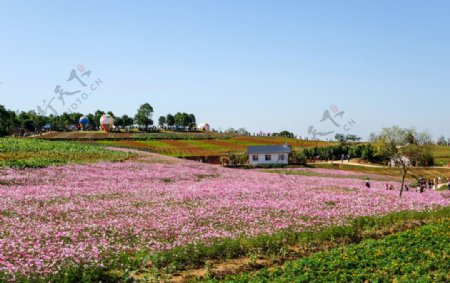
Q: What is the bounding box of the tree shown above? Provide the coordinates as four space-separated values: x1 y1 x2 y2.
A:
158 116 166 128
86 114 96 128
437 135 447 146
0 105 16 136
166 114 175 127
346 134 362 142
390 153 411 197
121 115 134 128
335 133 362 146
134 103 154 131
22 119 35 132
335 133 346 143
94 110 105 128
114 116 123 128
226 128 236 133
371 126 436 197
276 131 294 138
237 128 250 135
415 131 432 145
174 112 187 129
188 114 196 129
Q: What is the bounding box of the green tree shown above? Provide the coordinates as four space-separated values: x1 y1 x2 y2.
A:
278 131 294 138
114 116 123 128
166 114 175 127
121 115 134 128
134 103 154 131
174 112 187 129
94 110 105 128
437 135 447 146
187 114 196 129
158 116 166 127
0 105 16 136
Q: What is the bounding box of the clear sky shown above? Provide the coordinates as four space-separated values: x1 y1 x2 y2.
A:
1 0 449 140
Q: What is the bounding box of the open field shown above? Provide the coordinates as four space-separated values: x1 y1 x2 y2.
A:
0 147 448 281
37 131 236 141
36 131 450 166
0 138 132 168
94 137 332 157
430 144 450 166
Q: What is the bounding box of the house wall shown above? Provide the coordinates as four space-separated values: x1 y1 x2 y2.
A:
248 153 289 165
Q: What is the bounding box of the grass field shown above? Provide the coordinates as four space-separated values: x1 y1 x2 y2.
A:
94 137 331 157
0 138 132 168
430 144 450 166
96 137 329 157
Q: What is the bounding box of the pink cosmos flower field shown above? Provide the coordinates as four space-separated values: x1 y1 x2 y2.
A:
0 149 448 277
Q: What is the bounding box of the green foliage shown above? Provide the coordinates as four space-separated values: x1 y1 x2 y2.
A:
0 105 17 136
172 112 196 129
273 131 295 138
134 103 154 130
292 150 307 165
224 219 450 282
0 138 131 168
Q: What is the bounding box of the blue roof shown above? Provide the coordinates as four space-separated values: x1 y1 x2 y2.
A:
247 145 291 154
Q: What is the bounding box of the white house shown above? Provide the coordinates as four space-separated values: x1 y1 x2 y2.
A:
247 145 291 165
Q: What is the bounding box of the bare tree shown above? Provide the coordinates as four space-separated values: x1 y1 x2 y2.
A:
390 153 411 197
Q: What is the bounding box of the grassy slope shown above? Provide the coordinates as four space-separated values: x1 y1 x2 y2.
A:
431 145 450 166
94 137 333 157
220 219 449 283
0 138 131 168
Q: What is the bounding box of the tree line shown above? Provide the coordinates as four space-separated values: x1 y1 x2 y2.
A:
0 103 199 136
158 113 197 130
300 128 438 166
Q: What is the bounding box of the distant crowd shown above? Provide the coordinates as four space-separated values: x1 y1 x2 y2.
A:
365 177 450 192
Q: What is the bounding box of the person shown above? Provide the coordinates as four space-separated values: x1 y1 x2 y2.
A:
427 179 433 190
404 184 410 192
447 178 450 191
365 178 371 189
420 178 426 192
389 184 395 191
434 177 439 190
385 183 389 190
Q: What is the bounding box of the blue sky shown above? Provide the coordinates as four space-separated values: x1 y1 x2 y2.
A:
1 0 449 140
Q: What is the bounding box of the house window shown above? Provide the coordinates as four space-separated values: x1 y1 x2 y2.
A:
252 155 259 161
265 155 271 161
278 154 285 161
